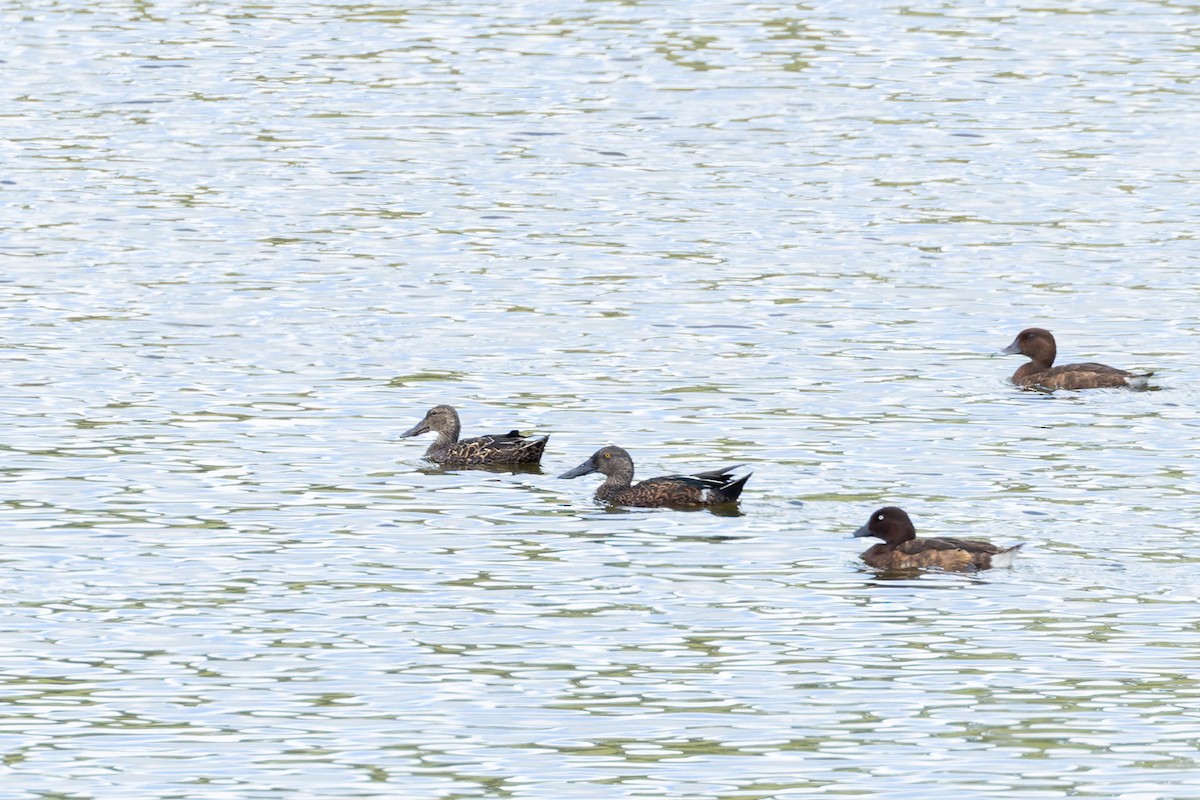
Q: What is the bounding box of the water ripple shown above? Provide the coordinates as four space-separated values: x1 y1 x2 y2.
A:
2 0 1199 797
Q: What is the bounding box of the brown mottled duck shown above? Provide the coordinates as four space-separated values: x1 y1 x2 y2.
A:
400 405 547 466
558 445 749 508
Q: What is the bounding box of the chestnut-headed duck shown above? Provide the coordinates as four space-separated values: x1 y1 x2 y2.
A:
1002 327 1152 390
853 506 1021 572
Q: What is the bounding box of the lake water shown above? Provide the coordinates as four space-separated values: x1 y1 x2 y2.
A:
3 0 1200 797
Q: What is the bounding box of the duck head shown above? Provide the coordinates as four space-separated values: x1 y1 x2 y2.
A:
1002 327 1057 367
853 506 918 547
558 445 634 480
400 404 461 441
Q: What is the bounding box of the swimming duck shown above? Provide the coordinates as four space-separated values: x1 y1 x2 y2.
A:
400 404 548 466
1002 327 1152 390
852 506 1021 572
558 445 750 508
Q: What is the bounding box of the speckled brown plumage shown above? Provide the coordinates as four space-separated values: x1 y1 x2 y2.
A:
558 445 750 508
1002 327 1152 390
400 404 547 466
853 506 1021 572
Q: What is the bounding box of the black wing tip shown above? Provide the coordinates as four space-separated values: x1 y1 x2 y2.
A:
704 471 751 504
720 471 751 501
692 463 752 481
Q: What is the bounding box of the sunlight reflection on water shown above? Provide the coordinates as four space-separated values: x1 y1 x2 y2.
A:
2 0 1199 797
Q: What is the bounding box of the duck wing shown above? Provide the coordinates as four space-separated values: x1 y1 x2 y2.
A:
461 430 533 448
898 536 1005 555
638 465 751 504
1028 362 1152 390
445 431 548 464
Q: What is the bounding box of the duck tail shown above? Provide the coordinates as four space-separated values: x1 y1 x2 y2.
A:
524 435 549 462
990 543 1024 569
1127 372 1154 389
716 471 751 503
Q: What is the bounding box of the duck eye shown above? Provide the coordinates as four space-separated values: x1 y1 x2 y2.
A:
876 514 884 521
603 452 611 459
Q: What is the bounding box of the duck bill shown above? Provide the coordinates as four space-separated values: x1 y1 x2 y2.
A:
557 460 596 479
852 523 873 539
399 418 430 438
1000 339 1022 356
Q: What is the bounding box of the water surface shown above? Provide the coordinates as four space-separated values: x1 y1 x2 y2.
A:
3 0 1200 797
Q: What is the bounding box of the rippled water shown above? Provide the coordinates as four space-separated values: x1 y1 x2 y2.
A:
4 0 1200 797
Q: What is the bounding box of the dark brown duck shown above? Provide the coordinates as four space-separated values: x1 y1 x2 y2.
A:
558 445 750 508
1002 327 1152 390
852 506 1021 572
400 404 547 466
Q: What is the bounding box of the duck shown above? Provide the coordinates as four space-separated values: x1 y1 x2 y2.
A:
558 445 750 508
400 404 548 466
852 506 1021 572
1001 327 1152 390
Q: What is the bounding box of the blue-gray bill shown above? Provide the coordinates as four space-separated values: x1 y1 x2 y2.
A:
399 419 430 438
558 460 596 479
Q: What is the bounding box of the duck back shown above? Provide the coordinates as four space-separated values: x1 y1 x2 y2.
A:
1016 362 1151 391
433 431 548 466
606 467 749 508
863 537 1023 571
